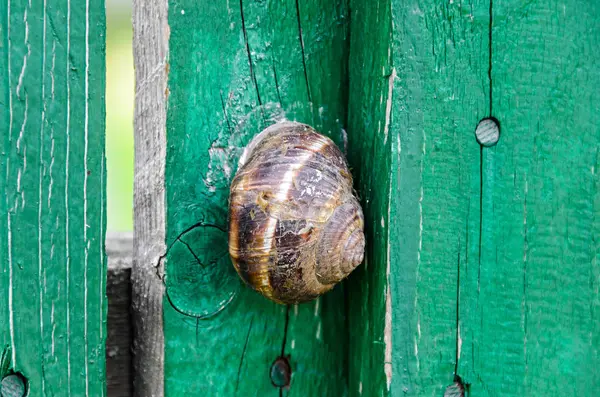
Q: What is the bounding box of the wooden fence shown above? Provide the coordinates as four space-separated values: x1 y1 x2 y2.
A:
1 0 599 396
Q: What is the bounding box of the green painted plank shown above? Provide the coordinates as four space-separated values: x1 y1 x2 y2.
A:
164 0 348 395
0 0 107 396
349 0 599 396
345 1 393 396
458 1 600 395
348 0 489 395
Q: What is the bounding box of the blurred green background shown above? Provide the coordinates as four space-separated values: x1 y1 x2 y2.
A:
106 0 134 231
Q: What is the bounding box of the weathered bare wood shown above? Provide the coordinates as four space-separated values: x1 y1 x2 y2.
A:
132 0 168 395
106 232 134 397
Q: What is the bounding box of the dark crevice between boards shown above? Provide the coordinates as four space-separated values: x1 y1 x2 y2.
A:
343 277 351 395
478 0 494 301
341 2 354 395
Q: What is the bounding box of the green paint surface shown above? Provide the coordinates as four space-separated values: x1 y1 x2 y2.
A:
389 0 489 395
459 1 600 394
349 0 599 396
165 0 348 395
345 0 393 396
0 1 107 396
164 0 599 395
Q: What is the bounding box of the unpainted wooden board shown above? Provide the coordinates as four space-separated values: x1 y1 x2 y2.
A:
131 0 168 395
0 0 107 396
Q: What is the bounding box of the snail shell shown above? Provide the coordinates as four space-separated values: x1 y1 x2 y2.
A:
228 122 365 304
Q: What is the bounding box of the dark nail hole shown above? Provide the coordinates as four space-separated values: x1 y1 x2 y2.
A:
270 356 291 389
475 117 500 147
1 373 28 397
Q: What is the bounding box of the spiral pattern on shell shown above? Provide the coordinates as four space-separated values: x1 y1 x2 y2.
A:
228 122 365 304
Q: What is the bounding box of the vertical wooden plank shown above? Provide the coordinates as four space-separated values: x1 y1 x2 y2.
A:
349 1 600 396
132 0 168 395
348 0 489 395
160 0 349 395
391 1 490 388
458 1 600 395
0 0 106 395
345 1 393 396
349 1 488 396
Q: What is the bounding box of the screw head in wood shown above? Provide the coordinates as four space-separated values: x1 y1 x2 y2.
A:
444 375 466 397
270 356 291 389
1 374 27 397
475 117 500 147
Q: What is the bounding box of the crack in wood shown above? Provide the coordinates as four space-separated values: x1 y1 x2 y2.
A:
488 0 493 115
220 91 233 135
294 0 311 103
235 317 254 395
239 0 263 107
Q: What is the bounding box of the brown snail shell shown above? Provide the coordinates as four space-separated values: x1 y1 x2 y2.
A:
228 122 365 304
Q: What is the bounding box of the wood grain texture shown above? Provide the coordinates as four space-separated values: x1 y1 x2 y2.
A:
0 0 107 396
132 0 168 395
349 0 600 396
163 0 349 395
349 0 488 395
390 1 489 395
458 1 600 395
345 0 393 395
106 233 133 397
